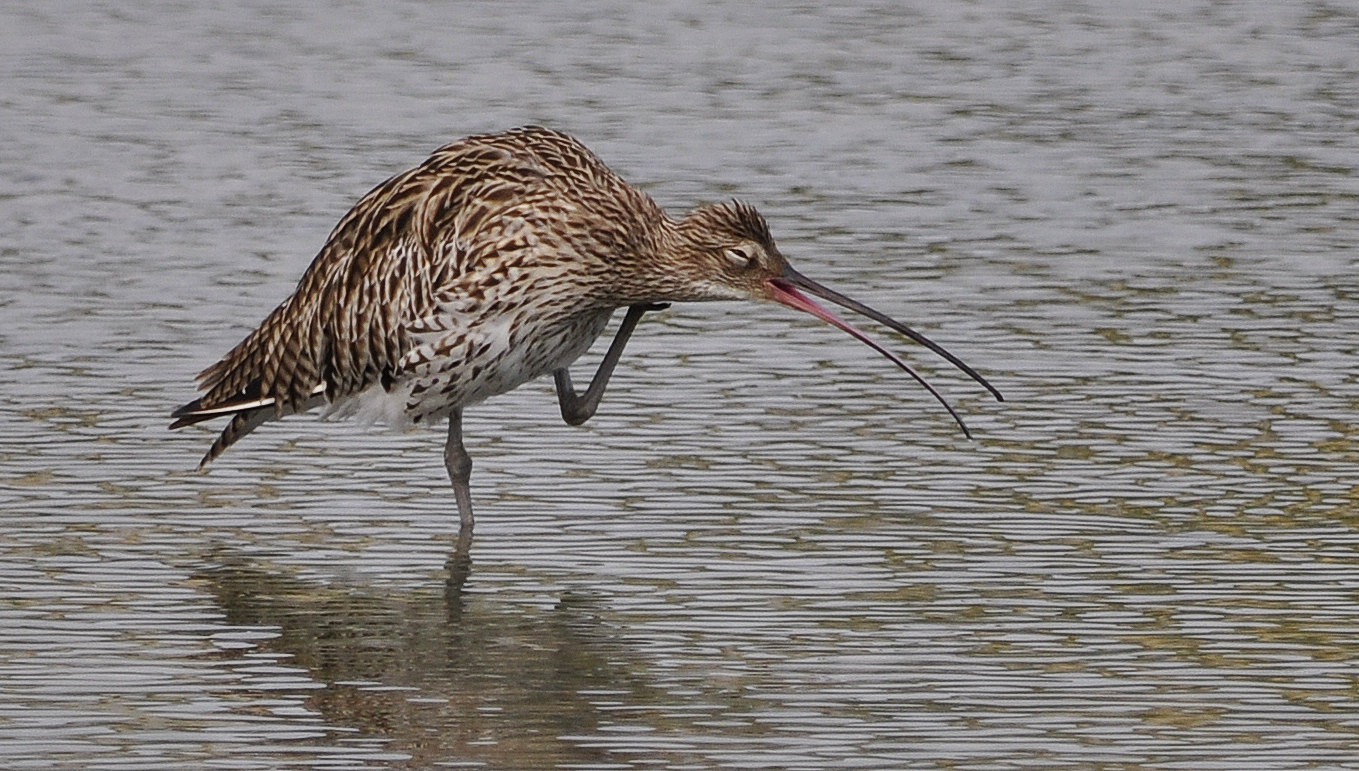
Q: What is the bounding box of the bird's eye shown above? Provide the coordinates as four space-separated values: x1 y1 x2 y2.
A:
724 247 758 269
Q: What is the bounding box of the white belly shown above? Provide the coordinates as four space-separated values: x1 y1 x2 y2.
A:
338 308 615 427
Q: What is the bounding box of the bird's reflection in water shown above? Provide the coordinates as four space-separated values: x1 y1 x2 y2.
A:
199 544 652 768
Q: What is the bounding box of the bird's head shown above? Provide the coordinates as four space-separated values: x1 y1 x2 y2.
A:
668 200 788 302
668 200 1004 437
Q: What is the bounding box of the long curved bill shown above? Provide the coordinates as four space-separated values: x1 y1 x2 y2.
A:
765 265 1003 439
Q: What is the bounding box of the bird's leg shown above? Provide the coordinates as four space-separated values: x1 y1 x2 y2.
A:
445 520 474 605
554 303 668 426
444 408 475 532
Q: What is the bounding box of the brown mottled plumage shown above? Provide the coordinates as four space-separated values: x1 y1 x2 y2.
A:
172 126 1001 535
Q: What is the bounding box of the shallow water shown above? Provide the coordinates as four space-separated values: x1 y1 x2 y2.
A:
3 1 1358 769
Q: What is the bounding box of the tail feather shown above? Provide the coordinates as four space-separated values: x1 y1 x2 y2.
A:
170 383 326 467
198 408 272 469
168 410 219 430
170 389 288 429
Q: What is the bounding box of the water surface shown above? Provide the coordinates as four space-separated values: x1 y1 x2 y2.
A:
2 1 1358 769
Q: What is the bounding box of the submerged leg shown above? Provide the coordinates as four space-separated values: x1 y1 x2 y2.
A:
554 303 668 426
445 518 474 602
444 408 474 532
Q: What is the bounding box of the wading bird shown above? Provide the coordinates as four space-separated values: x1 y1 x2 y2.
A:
171 126 1002 535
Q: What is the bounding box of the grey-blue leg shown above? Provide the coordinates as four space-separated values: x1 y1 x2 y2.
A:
554 303 667 426
444 407 474 531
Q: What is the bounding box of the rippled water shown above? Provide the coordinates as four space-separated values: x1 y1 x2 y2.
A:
4 1 1358 769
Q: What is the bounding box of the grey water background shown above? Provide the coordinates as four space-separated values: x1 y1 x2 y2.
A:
3 1 1358 768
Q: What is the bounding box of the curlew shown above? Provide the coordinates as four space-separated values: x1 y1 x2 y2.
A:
171 126 1002 534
